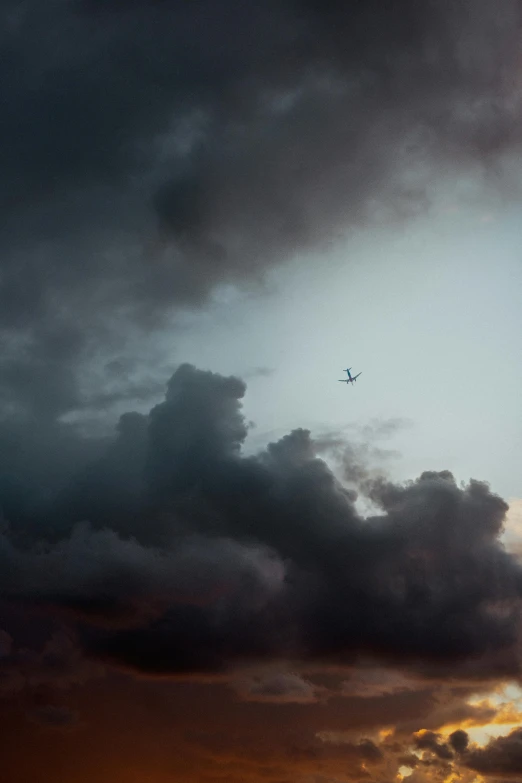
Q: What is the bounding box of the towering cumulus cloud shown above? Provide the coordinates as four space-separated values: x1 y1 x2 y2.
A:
1 364 521 683
1 0 522 417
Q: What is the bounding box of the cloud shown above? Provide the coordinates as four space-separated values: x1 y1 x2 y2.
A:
27 704 79 730
241 366 275 381
0 522 286 635
1 364 522 688
502 499 522 556
394 696 498 736
0 631 103 694
233 672 325 704
465 727 522 776
449 729 470 754
2 1 522 418
413 730 454 760
315 733 384 763
187 722 388 783
339 668 419 699
0 630 12 659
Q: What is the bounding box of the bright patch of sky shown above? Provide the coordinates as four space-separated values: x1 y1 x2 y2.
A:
155 185 522 502
75 174 522 504
440 682 522 748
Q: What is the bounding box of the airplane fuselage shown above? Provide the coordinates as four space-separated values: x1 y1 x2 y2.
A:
338 367 361 384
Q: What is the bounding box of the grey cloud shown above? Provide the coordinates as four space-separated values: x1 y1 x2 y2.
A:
0 522 286 630
27 704 79 729
0 630 13 658
355 418 414 442
284 733 385 781
339 668 418 699
413 730 454 760
241 367 275 380
394 695 497 736
449 729 469 754
315 734 383 759
0 631 103 694
233 672 324 703
2 1 522 417
465 728 522 777
1 364 522 683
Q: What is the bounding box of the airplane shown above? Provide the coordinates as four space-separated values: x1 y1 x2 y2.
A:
338 367 362 385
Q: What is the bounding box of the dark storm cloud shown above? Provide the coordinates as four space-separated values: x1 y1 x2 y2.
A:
0 523 285 632
186 720 387 782
2 0 522 417
232 672 325 703
27 704 79 729
413 731 454 760
465 728 522 776
393 694 496 736
0 630 102 694
449 729 469 754
2 364 522 682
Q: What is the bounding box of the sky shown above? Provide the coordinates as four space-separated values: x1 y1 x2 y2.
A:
2 2 522 782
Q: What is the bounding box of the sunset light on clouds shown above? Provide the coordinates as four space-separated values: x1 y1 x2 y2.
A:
2 2 522 782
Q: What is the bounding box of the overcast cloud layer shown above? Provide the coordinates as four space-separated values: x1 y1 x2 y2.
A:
3 4 522 781
2 0 522 417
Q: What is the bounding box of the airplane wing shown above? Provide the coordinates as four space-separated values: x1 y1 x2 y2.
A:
353 372 362 380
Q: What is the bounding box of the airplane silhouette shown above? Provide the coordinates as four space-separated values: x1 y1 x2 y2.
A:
338 367 362 385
